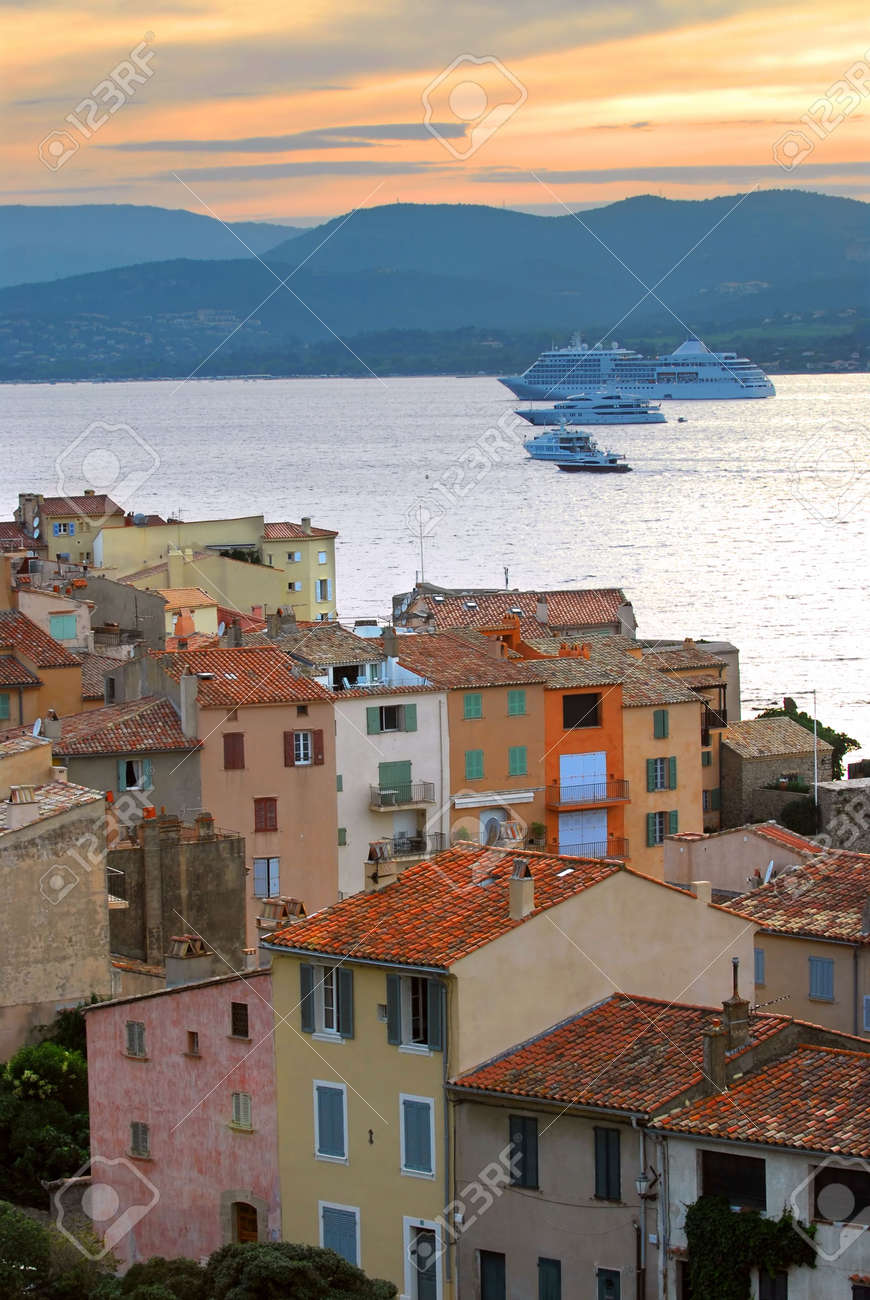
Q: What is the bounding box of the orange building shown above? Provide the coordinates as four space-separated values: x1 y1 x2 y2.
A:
0 608 83 726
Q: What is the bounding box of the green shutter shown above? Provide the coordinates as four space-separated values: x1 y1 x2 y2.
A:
337 827 347 846
508 745 527 776
507 689 526 716
366 706 380 734
336 774 343 792
142 758 153 790
702 750 712 767
668 756 677 790
386 974 401 1045
653 708 669 739
116 759 127 791
403 703 417 732
465 749 484 780
646 813 656 847
426 980 443 1052
0 693 9 721
646 759 656 792
463 692 482 720
378 760 412 795
711 787 721 811
669 809 679 835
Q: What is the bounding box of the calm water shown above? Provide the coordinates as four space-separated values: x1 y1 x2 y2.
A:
1 372 868 759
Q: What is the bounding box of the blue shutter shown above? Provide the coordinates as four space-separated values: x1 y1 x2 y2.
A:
403 1098 432 1173
386 974 401 1045
316 1085 345 1157
141 758 153 790
116 759 127 791
538 1258 561 1300
754 948 765 985
269 859 280 895
300 964 315 1033
321 1206 357 1264
52 523 60 537
0 694 9 721
809 957 834 1001
426 980 443 1052
338 968 354 1039
253 859 267 896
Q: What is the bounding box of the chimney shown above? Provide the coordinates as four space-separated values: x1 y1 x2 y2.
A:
43 714 62 740
280 607 298 633
166 549 184 587
179 669 199 739
6 785 40 830
225 620 243 648
301 516 312 534
142 814 164 966
382 626 399 659
83 488 95 497
722 957 751 1051
702 1017 727 1093
683 636 695 648
165 934 217 987
509 857 534 920
692 879 713 905
266 611 280 639
535 594 549 626
195 811 215 840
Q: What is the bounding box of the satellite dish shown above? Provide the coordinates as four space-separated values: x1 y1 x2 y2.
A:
32 718 42 736
763 859 775 885
217 622 226 637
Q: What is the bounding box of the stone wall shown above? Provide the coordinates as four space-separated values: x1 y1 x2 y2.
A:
720 744 832 828
818 778 870 853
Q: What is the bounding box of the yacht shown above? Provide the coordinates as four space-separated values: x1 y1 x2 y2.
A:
517 391 665 427
524 426 631 473
501 336 775 400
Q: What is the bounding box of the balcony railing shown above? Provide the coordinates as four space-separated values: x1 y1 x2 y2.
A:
368 832 447 862
703 705 727 731
369 781 436 808
547 779 630 807
106 865 127 905
556 838 629 860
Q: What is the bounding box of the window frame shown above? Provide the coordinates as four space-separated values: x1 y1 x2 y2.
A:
809 955 835 1002
253 856 280 899
129 1121 150 1158
400 1093 436 1178
314 1080 348 1162
253 797 278 832
231 1091 253 1130
230 1001 250 1039
562 692 601 730
700 1148 766 1210
125 1020 146 1058
294 730 313 765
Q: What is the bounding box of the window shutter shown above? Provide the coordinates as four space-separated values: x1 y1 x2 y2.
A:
402 1099 432 1173
233 1092 252 1128
142 757 153 790
509 745 527 776
68 522 75 535
863 995 870 1032
317 1086 345 1157
426 980 443 1051
538 1259 561 1300
283 731 295 766
646 813 656 847
366 706 380 734
300 964 315 1033
403 703 417 732
0 694 9 721
754 948 765 985
269 858 280 895
53 522 60 536
337 827 347 847
668 809 679 835
116 759 127 791
711 787 721 811
510 1114 538 1187
646 759 656 792
386 973 401 1044
668 756 677 790
654 709 669 738
595 1127 620 1199
253 858 267 896
338 967 354 1039
312 730 325 765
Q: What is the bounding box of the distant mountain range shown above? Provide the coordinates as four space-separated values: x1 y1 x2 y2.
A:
0 192 866 380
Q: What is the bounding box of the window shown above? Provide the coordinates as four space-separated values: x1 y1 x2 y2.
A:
465 748 484 780
53 521 71 536
337 827 347 847
316 578 332 602
287 550 301 562
301 964 354 1038
814 1163 870 1223
401 1095 435 1176
647 757 668 791
317 550 327 563
563 693 601 729
809 956 834 1001
253 797 278 832
284 729 325 766
117 758 152 791
701 1149 766 1209
594 1127 621 1200
386 974 443 1051
508 745 528 776
288 581 302 591
253 857 280 898
233 1202 259 1243
366 704 417 734
701 750 713 767
49 613 76 640
646 810 677 846
294 731 312 764
314 1082 347 1159
320 1203 358 1265
854 1289 870 1300
864 996 870 1032
480 1251 506 1300
538 1259 561 1300
507 688 527 716
130 1122 150 1158
509 1114 539 1188
125 1020 146 1057
223 732 245 769
296 704 308 716
0 693 9 721
187 1030 200 1055
230 1002 249 1038
702 789 711 811
597 1270 621 1300
754 947 765 985
653 709 670 739
758 1273 787 1300
336 774 343 792
464 692 483 719
231 1092 253 1129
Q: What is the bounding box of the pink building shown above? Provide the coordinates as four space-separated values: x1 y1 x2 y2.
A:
83 968 279 1267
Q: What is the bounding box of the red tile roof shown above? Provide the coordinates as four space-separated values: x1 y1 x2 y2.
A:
216 606 267 634
39 495 124 519
0 522 30 542
722 716 833 759
0 655 41 687
157 647 335 707
263 521 338 540
267 845 624 968
0 610 81 668
408 589 627 635
751 822 821 855
0 780 104 835
78 652 124 701
53 697 198 756
395 630 548 690
730 848 870 943
452 994 788 1113
653 1043 870 1156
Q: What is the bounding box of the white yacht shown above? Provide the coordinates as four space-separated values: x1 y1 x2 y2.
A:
501 337 775 400
517 391 665 427
524 426 631 473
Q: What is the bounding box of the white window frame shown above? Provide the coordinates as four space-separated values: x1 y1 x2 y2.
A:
379 704 403 733
399 1094 436 1179
402 976 430 1048
231 1091 252 1129
287 550 301 562
125 1020 146 1057
313 1080 348 1163
122 759 145 791
253 856 280 899
318 1201 360 1265
317 550 328 564
316 578 331 602
652 757 668 791
652 810 667 845
402 1217 444 1300
294 730 313 765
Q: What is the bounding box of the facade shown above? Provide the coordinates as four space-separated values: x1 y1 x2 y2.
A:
261 520 338 622
664 821 819 895
393 583 636 638
84 968 280 1268
15 587 93 655
720 716 834 828
16 491 125 565
157 587 219 638
818 777 870 854
0 608 84 724
75 573 167 650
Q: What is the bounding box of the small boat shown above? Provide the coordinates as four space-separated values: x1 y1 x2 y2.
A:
677 416 688 423
525 424 631 473
517 390 665 427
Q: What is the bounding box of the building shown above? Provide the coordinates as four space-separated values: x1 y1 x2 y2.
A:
15 586 93 655
393 582 636 638
818 776 870 854
261 520 338 622
157 587 219 639
720 716 834 828
664 820 820 896
83 968 280 1268
15 491 126 565
262 843 755 1295
0 608 83 724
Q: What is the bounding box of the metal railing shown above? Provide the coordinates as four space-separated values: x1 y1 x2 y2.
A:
106 865 127 900
369 781 436 807
368 832 447 861
703 705 728 730
556 838 629 860
547 779 630 806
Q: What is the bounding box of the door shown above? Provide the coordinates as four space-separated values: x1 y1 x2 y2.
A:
558 808 607 854
233 1202 258 1243
378 760 412 804
559 751 606 799
597 1269 620 1300
321 1205 358 1265
392 810 419 849
480 1250 506 1300
410 1227 438 1300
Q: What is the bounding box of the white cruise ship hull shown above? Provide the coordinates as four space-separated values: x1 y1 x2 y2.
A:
505 377 773 400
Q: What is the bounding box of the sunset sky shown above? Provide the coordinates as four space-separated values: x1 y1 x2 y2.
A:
3 0 868 223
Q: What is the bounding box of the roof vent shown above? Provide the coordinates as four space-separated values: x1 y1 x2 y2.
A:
433 595 446 603
464 600 478 610
508 606 524 616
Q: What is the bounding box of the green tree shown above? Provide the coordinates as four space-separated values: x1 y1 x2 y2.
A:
0 1201 115 1300
5 1042 88 1112
758 699 860 780
0 1044 89 1207
38 996 105 1059
205 1242 397 1300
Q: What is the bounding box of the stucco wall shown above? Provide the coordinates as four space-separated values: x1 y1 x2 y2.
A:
622 700 704 878
752 932 867 1037
62 751 202 822
78 575 166 648
664 827 813 893
0 739 54 798
95 516 266 573
542 681 625 853
818 779 870 853
18 589 92 652
262 536 337 622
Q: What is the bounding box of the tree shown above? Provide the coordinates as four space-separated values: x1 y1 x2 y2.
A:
5 1042 88 1112
0 1201 115 1299
205 1242 397 1300
758 699 860 780
0 1044 89 1207
38 995 105 1059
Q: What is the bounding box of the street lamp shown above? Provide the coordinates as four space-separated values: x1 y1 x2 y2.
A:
635 1167 659 1199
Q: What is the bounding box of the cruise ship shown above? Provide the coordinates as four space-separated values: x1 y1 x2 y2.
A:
516 392 665 427
500 337 775 400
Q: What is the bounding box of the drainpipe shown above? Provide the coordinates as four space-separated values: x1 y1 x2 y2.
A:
442 979 452 1292
854 946 860 1037
632 1117 646 1300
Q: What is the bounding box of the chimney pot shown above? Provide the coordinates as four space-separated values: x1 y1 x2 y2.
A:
509 858 535 920
692 879 713 904
702 1017 727 1093
301 516 312 534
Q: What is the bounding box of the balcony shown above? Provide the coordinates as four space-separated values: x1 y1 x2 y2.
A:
702 705 727 738
106 865 128 909
546 779 630 809
556 837 630 861
369 781 436 810
368 832 447 862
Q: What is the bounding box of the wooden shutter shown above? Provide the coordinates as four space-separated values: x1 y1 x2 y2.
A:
316 1085 345 1157
338 967 354 1038
668 756 677 790
312 730 325 765
300 964 315 1033
754 948 765 985
403 703 417 732
653 709 669 739
366 706 380 734
711 787 721 810
283 731 295 766
594 1127 620 1200
116 758 127 791
538 1259 561 1300
668 809 679 835
510 1114 538 1188
646 759 656 792
426 980 443 1051
224 732 245 769
233 1092 252 1128
403 1098 433 1173
646 813 656 847
231 1001 249 1037
386 973 401 1044
253 858 267 896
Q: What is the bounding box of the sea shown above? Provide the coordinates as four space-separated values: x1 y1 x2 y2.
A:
1 371 867 760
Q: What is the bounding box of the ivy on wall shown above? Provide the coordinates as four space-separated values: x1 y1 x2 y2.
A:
684 1196 817 1300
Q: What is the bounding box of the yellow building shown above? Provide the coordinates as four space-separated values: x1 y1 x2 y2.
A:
264 843 756 1296
156 587 219 638
16 491 126 565
261 520 338 622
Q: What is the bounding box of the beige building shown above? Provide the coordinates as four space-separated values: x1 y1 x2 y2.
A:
157 587 219 638
664 820 819 895
15 586 93 655
15 491 126 565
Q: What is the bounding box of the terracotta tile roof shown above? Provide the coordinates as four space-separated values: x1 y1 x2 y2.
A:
157 646 335 707
722 716 833 759
653 1043 870 1156
0 655 41 687
524 656 621 691
274 624 385 668
638 642 727 672
54 697 198 756
157 587 217 611
216 606 267 633
452 994 789 1113
165 632 218 651
0 733 52 758
395 630 548 691
267 845 624 968
78 651 125 700
0 522 30 542
409 588 627 634
263 521 338 540
0 780 104 835
751 822 821 855
0 610 81 668
583 639 702 708
332 683 442 699
39 495 124 519
730 848 870 943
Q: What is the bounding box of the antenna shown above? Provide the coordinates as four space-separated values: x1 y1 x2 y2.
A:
414 503 427 585
504 566 509 589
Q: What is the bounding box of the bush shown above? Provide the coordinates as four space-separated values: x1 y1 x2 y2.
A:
5 1042 88 1112
205 1242 397 1300
0 1200 115 1299
0 1044 89 1207
779 796 819 836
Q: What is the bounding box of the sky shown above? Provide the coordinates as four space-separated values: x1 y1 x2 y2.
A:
2 0 868 224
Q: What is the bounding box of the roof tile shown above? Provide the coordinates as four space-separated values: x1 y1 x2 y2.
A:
54 697 198 756
157 646 335 706
0 610 81 668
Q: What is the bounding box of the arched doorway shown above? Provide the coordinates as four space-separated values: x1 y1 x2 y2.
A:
233 1201 259 1243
